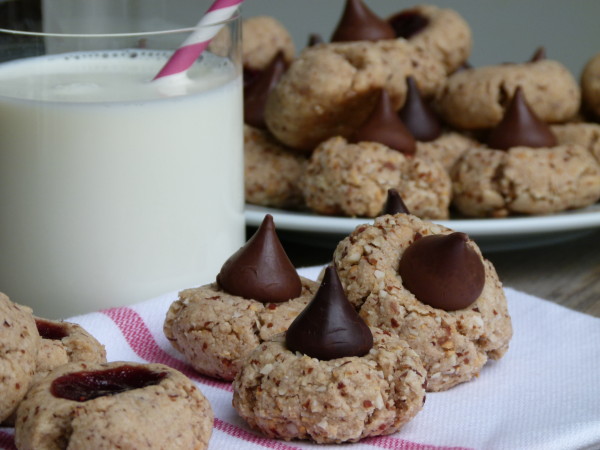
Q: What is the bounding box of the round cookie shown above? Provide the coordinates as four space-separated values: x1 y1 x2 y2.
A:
416 131 481 173
164 277 318 381
244 125 307 209
551 122 600 163
233 329 426 444
436 60 580 129
15 361 213 450
302 136 451 219
242 16 295 73
2 317 107 426
264 39 446 151
333 214 512 391
451 144 600 217
388 4 472 74
0 292 40 423
34 317 107 382
581 52 600 119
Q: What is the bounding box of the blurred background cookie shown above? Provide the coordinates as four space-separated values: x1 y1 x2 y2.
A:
436 56 580 129
581 52 600 120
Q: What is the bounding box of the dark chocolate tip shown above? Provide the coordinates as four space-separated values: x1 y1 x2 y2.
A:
399 76 443 142
487 87 557 150
243 66 261 88
243 52 287 129
350 89 417 155
529 47 546 62
382 188 410 215
286 265 373 361
217 214 302 303
398 232 485 311
388 9 430 39
307 33 324 47
331 0 395 43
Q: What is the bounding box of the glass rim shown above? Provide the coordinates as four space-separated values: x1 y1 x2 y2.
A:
0 11 240 38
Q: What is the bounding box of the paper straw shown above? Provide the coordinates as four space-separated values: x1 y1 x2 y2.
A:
153 0 243 80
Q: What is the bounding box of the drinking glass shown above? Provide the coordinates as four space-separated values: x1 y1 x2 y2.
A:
0 0 244 318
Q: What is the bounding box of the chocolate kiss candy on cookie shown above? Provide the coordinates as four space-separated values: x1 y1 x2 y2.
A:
529 46 546 62
217 214 302 303
331 0 395 42
381 188 410 215
351 89 417 155
307 33 324 47
399 76 442 142
388 8 430 39
286 265 373 361
398 232 485 311
487 87 557 150
244 52 287 129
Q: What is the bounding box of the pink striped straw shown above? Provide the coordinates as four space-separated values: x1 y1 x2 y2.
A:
153 0 244 80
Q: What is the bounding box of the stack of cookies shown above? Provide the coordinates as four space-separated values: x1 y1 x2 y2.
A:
243 0 600 219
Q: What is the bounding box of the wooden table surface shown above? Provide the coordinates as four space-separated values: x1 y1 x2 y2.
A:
250 226 600 318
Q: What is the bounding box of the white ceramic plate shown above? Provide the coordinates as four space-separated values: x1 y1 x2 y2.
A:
245 204 600 251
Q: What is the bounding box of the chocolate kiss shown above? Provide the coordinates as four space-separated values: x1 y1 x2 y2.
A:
307 33 324 47
286 265 373 360
399 76 442 142
331 0 395 42
382 188 410 215
351 89 416 155
388 9 430 39
487 87 557 150
398 232 485 311
216 214 302 303
244 52 287 129
529 47 546 62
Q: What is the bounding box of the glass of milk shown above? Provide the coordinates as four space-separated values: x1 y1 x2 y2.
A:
0 1 244 319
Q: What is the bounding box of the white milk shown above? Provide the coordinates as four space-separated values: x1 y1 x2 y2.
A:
0 50 244 318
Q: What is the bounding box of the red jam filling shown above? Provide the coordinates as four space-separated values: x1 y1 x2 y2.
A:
50 365 168 402
36 319 69 340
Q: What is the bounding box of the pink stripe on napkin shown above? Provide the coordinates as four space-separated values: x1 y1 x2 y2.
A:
215 418 302 449
364 435 472 450
101 306 232 392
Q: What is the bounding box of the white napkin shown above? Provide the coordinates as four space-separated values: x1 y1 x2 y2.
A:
2 266 599 450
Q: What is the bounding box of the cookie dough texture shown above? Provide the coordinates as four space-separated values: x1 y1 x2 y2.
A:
400 5 472 74
436 60 580 129
552 122 600 163
34 318 107 382
416 131 480 172
451 145 600 217
581 53 600 118
164 277 318 381
333 214 512 391
265 39 446 151
0 293 40 423
15 361 213 450
242 16 295 71
233 330 426 444
302 136 451 219
244 125 307 209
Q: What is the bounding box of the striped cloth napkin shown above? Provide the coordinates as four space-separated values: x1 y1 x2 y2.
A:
2 266 599 450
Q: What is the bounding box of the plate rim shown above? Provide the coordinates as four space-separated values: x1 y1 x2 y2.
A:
245 203 600 238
